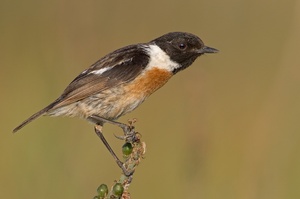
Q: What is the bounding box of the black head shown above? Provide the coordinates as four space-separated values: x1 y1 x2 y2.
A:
151 32 218 74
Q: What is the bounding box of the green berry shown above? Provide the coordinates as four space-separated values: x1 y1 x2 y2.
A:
113 183 124 196
122 143 133 156
97 184 108 197
93 196 100 199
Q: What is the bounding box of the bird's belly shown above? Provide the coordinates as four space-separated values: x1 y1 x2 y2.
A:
76 87 146 120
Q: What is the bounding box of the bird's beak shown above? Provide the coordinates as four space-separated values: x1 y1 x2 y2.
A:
197 46 219 54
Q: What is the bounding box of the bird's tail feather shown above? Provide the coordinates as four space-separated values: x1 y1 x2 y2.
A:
13 99 60 133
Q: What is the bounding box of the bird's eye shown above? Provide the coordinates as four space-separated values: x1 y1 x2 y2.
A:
178 43 187 50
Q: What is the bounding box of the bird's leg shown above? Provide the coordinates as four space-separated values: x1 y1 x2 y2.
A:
88 115 138 142
88 115 130 135
94 125 134 177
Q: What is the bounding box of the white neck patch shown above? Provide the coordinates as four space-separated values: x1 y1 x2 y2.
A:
145 44 180 72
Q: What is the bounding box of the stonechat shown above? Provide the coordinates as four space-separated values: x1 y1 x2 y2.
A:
13 32 218 133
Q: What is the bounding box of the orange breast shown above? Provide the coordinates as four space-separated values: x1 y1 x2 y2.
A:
126 67 173 97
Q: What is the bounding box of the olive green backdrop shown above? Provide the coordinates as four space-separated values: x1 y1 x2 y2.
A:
1 0 300 199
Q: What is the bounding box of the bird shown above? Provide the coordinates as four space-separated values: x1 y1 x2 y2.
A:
13 32 218 133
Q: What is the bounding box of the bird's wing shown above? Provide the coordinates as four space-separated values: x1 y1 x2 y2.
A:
52 44 149 109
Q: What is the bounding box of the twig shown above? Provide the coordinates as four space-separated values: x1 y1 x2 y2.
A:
93 119 146 199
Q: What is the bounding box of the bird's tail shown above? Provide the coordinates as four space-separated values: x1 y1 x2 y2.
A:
13 99 60 133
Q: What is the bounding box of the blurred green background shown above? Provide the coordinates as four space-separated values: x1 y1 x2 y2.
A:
1 0 300 198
